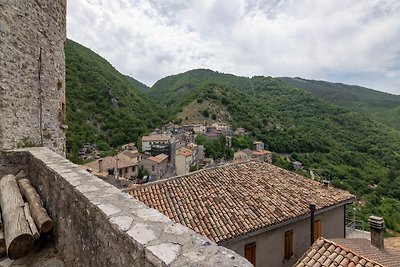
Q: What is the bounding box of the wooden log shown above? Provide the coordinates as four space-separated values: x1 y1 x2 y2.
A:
0 215 6 258
24 203 39 239
18 178 53 233
0 174 34 259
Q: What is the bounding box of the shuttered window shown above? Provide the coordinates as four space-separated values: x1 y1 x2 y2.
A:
314 219 321 241
244 242 256 266
284 230 293 260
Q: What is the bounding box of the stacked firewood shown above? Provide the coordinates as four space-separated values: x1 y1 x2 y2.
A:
0 174 53 260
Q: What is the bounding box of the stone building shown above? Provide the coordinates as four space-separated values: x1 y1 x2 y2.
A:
0 1 251 266
130 161 355 267
0 0 67 155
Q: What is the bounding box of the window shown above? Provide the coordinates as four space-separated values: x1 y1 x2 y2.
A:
314 219 321 241
284 230 293 260
152 165 155 172
244 242 256 266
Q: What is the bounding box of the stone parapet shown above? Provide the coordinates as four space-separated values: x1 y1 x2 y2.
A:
0 147 251 266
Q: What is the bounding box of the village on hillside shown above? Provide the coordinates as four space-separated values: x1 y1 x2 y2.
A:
81 121 275 189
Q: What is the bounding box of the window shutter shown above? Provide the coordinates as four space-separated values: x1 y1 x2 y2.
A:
245 242 256 266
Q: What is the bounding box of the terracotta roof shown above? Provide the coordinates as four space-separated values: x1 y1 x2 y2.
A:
121 151 143 158
330 238 400 267
142 134 171 142
129 161 354 243
252 149 271 155
147 156 163 164
84 156 134 173
295 238 383 267
178 150 192 157
155 153 169 161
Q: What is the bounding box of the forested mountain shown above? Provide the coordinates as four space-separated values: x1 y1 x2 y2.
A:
64 39 399 234
124 75 150 92
280 77 400 130
65 39 165 161
148 69 400 233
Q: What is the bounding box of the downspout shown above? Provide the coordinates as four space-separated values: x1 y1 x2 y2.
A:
310 203 316 245
344 205 347 238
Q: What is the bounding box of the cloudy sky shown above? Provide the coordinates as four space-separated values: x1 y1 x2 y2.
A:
67 0 400 94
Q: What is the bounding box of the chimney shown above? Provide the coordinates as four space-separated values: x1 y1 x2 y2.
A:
98 159 104 173
368 215 384 249
322 179 330 188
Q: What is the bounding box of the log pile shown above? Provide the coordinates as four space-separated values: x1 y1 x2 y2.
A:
0 174 53 260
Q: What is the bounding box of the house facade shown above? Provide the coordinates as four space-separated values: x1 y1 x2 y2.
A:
175 149 192 175
223 204 346 266
141 134 172 156
129 161 354 267
139 154 169 179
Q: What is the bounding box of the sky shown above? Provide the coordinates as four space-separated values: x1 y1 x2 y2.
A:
67 0 400 94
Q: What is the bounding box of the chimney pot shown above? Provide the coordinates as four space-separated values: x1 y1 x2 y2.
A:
98 159 104 173
368 215 384 249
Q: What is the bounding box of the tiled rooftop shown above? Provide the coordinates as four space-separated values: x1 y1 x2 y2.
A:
129 161 354 243
295 238 383 267
330 238 400 267
142 134 171 142
147 154 168 164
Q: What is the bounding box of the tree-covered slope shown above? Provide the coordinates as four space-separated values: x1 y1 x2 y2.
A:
280 77 400 130
124 75 150 92
150 69 400 233
65 39 165 160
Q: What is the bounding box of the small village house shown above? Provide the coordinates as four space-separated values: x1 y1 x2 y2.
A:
129 161 354 267
175 148 193 175
193 124 207 134
141 134 172 157
233 150 249 163
139 154 169 180
252 149 273 163
253 141 265 150
295 215 400 266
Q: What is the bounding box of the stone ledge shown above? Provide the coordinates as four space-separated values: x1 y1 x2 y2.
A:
3 148 251 266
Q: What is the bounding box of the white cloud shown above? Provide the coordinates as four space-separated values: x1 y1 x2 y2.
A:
67 0 400 94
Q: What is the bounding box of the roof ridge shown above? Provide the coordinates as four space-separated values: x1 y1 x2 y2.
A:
322 238 384 267
124 159 259 192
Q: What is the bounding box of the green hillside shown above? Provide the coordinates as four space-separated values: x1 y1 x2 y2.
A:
150 69 400 233
280 77 400 130
65 39 165 161
124 75 150 92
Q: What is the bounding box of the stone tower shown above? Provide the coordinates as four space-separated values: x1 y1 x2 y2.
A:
0 0 67 155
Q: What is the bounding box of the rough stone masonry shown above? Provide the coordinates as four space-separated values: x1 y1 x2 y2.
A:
0 0 67 155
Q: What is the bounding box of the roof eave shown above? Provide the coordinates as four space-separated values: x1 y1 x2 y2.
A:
218 197 355 246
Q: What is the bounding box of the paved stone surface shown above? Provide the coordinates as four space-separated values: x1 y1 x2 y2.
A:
97 203 122 217
110 215 134 231
127 223 161 245
147 243 181 265
0 246 64 267
0 148 252 266
135 208 170 223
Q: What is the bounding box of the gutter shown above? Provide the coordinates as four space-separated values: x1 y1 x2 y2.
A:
218 198 354 246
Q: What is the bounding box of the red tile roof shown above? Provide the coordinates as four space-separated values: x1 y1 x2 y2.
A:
330 238 400 267
129 161 354 243
178 150 192 157
142 134 171 142
147 154 169 164
295 238 386 267
252 149 271 155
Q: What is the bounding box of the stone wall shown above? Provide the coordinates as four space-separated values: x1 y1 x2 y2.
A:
0 0 66 155
1 148 251 266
